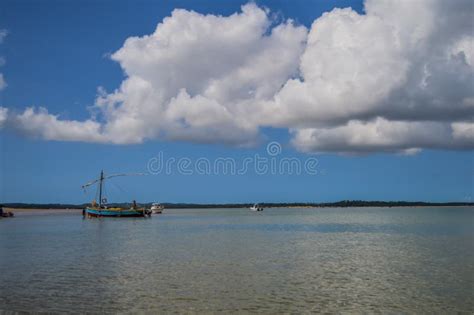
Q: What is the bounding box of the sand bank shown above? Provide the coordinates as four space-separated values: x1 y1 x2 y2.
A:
2 208 82 216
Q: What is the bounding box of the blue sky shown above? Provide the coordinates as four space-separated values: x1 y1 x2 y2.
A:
0 0 472 203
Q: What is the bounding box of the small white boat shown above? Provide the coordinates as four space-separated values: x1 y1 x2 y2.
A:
151 203 164 214
249 203 263 211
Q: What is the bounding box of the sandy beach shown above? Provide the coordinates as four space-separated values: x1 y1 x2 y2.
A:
2 208 82 216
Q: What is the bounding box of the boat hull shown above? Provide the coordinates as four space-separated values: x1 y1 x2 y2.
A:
85 207 148 218
151 207 163 214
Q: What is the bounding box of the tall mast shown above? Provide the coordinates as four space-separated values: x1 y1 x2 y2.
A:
82 171 145 207
98 170 104 207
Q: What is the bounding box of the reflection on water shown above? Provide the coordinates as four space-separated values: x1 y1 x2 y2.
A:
0 207 473 313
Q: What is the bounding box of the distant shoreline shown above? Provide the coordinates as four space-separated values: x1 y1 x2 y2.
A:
2 208 82 215
3 200 473 211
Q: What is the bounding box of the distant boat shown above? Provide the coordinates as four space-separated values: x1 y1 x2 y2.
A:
151 203 164 214
249 203 263 211
0 206 14 218
82 170 151 218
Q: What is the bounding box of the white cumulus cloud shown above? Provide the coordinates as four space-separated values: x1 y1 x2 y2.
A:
5 1 474 154
292 118 474 154
12 107 105 142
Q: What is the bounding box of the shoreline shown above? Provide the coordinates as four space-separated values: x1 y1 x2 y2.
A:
2 208 82 216
2 205 472 216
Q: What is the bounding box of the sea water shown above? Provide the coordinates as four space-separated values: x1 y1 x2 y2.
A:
0 207 473 313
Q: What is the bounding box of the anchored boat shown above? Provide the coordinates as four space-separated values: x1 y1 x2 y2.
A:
249 203 263 211
151 203 164 214
82 170 151 218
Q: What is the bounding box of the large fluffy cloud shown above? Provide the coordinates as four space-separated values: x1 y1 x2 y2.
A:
93 3 306 145
263 0 474 153
4 1 474 153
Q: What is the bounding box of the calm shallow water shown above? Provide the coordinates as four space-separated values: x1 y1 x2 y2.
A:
0 207 473 313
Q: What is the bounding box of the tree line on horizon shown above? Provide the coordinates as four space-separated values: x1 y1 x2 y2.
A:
2 200 473 209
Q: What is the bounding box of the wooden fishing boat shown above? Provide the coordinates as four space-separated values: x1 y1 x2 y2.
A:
82 170 151 218
84 207 149 217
